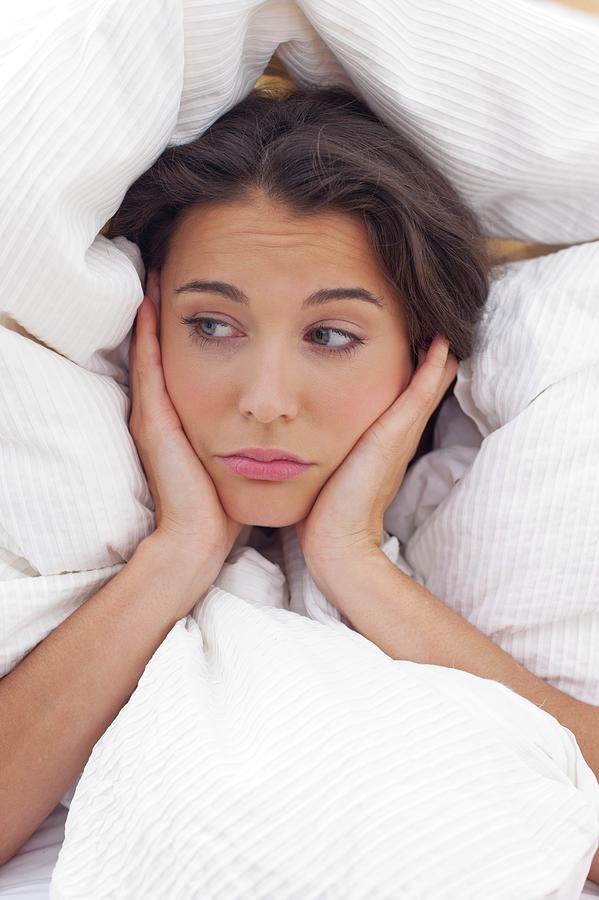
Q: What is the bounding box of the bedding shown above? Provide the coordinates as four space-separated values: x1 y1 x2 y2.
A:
2 521 599 897
384 240 599 706
47 525 599 898
0 804 67 900
2 0 599 896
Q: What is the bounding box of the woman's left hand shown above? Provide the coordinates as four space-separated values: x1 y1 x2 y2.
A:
295 335 458 583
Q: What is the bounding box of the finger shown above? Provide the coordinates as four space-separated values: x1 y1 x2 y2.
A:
417 335 451 366
135 297 162 387
368 338 458 466
414 336 457 402
426 334 450 368
388 337 456 434
130 297 169 425
128 304 140 404
128 298 150 389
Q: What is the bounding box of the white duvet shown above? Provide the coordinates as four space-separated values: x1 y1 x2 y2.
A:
1 0 599 897
49 525 599 899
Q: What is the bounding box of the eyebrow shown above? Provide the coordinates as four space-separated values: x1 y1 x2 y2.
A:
173 280 385 310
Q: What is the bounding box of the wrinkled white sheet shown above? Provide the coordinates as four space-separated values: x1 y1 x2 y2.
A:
2 0 599 896
2 0 599 693
385 241 599 707
3 806 599 899
0 804 67 899
49 524 599 898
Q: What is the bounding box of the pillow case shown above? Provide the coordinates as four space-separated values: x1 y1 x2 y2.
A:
384 240 599 704
2 0 599 675
1 0 599 853
2 0 599 368
49 531 599 898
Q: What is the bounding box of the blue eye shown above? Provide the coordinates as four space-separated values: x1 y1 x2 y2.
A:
178 316 366 357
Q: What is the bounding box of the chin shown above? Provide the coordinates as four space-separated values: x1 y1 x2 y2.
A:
235 508 298 529
219 490 310 530
209 460 320 528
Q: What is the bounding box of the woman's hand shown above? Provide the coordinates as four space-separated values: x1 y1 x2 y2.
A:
295 335 458 583
128 284 243 581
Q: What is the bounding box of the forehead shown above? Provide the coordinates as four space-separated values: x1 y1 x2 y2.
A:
161 194 407 328
164 194 382 273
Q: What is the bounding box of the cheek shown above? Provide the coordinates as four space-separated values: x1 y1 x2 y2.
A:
161 340 227 426
319 367 403 453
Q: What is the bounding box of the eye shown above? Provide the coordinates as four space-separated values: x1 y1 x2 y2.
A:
179 316 366 358
307 326 365 356
179 316 239 347
186 317 235 340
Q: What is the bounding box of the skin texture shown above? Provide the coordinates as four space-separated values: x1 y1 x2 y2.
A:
140 195 599 886
152 190 414 530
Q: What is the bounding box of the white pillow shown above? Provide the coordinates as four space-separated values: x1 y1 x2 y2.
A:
2 0 599 675
1 0 599 367
49 534 599 898
1 0 599 865
385 241 599 704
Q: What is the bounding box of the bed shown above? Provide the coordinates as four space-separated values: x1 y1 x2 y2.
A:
1 0 599 896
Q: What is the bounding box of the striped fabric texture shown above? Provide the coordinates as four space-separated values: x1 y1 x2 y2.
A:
385 240 599 705
0 0 598 896
50 525 599 898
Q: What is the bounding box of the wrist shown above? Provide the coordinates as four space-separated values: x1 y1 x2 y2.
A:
312 550 414 651
136 531 222 604
306 545 388 610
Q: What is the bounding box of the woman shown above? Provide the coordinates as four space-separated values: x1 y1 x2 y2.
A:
3 86 597 887
108 82 486 559
110 83 599 881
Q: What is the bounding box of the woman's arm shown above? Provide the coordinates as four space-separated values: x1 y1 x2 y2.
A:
315 550 599 884
0 532 214 867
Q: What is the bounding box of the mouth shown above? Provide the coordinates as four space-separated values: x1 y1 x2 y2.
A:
217 454 312 482
223 447 309 464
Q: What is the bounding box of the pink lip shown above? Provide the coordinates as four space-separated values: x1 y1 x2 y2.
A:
225 446 308 463
217 455 311 481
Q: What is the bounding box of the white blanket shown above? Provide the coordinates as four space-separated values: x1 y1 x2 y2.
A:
2 0 599 896
50 525 599 899
385 241 599 707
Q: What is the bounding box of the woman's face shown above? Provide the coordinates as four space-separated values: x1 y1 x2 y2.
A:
149 191 414 529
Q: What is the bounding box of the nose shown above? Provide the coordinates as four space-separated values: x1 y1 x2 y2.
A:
238 345 299 423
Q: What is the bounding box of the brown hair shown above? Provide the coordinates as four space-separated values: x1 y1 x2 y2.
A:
108 83 492 457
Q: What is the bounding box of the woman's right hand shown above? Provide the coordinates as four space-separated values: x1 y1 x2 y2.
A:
128 282 244 585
